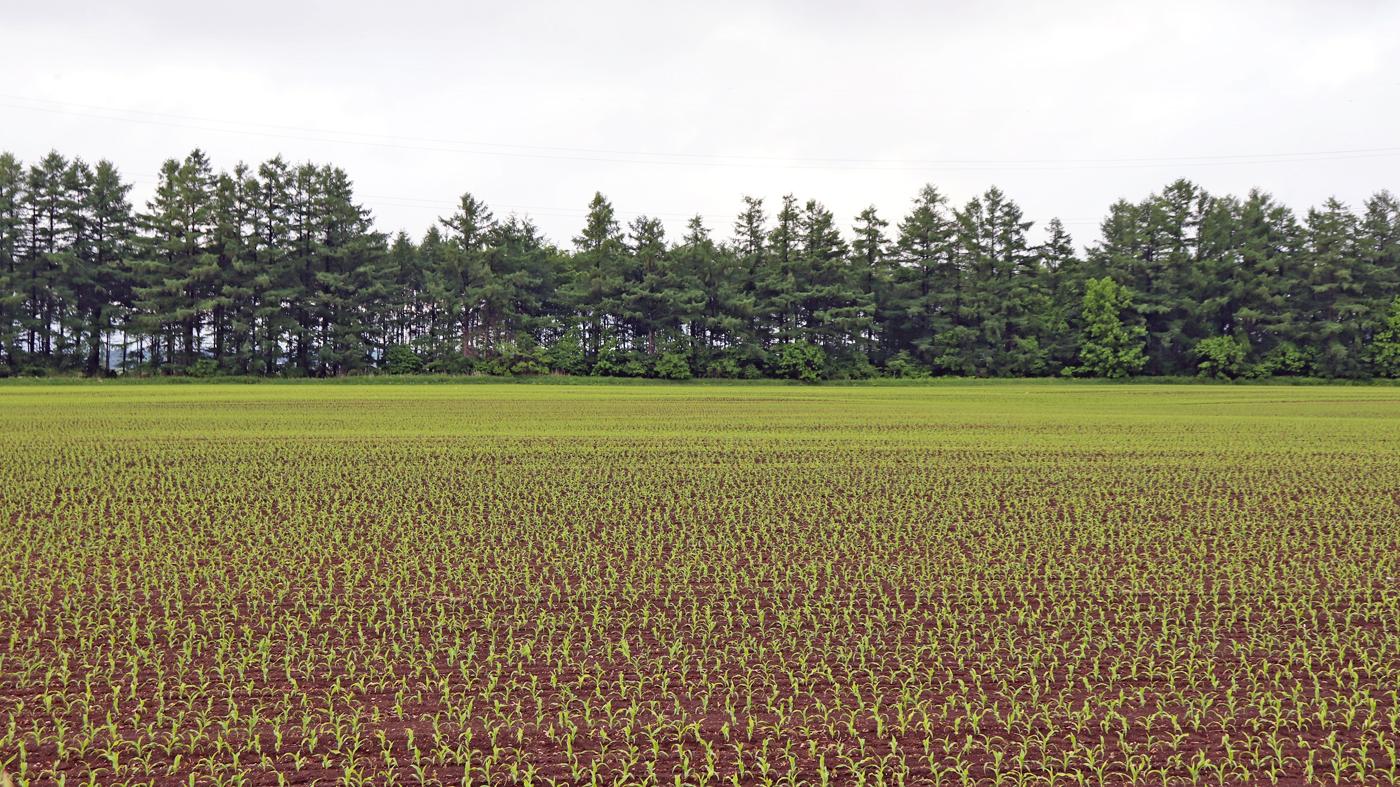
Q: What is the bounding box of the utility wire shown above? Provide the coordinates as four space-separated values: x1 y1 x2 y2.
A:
6 95 1400 171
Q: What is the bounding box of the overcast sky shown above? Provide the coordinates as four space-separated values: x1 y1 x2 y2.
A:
4 0 1399 248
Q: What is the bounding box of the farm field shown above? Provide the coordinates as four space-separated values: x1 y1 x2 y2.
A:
2 381 1399 786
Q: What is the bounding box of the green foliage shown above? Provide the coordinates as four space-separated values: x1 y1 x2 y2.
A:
588 342 649 377
932 326 979 376
5 146 1400 381
547 327 588 376
704 355 742 379
1368 296 1400 377
654 351 692 380
424 353 474 375
1007 336 1049 377
1192 335 1248 379
383 345 424 375
883 351 930 379
775 341 825 382
1075 277 1147 378
1248 342 1313 378
186 358 221 378
827 351 878 380
507 339 551 376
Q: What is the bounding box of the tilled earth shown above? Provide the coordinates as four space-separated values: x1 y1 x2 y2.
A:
1 383 1398 785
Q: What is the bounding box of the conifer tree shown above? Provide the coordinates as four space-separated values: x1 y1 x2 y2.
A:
1303 198 1364 377
133 150 219 369
850 206 892 359
564 193 627 360
0 153 23 367
891 185 959 371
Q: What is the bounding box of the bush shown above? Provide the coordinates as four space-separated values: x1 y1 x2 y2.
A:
655 351 692 380
829 352 877 380
1248 343 1312 378
775 341 826 383
932 326 980 376
1193 335 1247 379
884 351 930 379
507 342 550 376
705 356 742 379
424 354 474 375
383 345 424 375
1008 336 1049 377
547 328 588 375
1368 296 1400 378
186 358 221 378
511 356 548 376
590 342 629 377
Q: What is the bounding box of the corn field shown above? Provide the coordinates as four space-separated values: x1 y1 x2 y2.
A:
2 382 1398 786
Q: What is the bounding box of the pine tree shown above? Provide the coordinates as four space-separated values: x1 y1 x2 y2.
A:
0 153 23 368
313 166 385 375
729 196 766 353
285 162 322 374
957 186 1036 375
1209 190 1304 371
133 150 219 370
1141 180 1213 375
1302 198 1364 377
383 231 424 350
1359 191 1400 353
432 192 494 364
21 151 69 360
563 192 626 360
212 163 259 372
486 214 556 351
244 157 298 374
621 215 671 355
794 199 868 355
760 195 802 344
849 206 891 359
891 185 959 371
677 215 743 367
1368 296 1400 377
77 161 133 375
1038 217 1080 371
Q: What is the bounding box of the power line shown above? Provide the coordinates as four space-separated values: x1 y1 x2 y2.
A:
7 94 1400 171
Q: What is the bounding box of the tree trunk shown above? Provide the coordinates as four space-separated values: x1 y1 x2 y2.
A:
461 310 476 359
85 306 102 377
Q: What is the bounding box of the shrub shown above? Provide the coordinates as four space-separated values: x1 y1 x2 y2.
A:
187 359 221 378
654 351 692 380
828 351 877 380
775 341 825 383
383 345 424 375
1368 296 1400 377
1248 343 1312 378
884 352 930 379
705 357 741 379
591 343 630 377
547 327 588 375
1192 335 1247 379
424 354 474 375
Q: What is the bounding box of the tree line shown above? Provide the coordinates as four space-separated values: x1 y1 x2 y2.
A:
2 148 1399 380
